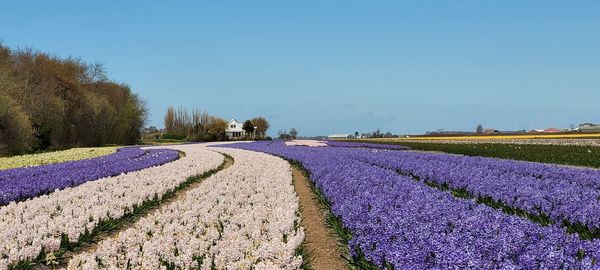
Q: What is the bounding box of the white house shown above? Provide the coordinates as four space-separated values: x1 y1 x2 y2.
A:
225 118 245 140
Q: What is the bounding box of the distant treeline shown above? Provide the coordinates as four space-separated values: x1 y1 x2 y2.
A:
162 106 270 141
163 107 228 141
0 43 147 155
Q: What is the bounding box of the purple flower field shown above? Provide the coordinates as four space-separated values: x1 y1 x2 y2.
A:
348 149 600 234
0 147 179 206
223 141 600 269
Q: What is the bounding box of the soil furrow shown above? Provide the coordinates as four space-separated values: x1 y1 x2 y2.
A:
292 165 347 270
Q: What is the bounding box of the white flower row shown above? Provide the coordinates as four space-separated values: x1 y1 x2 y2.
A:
0 144 224 269
285 140 327 147
385 138 600 146
68 148 304 270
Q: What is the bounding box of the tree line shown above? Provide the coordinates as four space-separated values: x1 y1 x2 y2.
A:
277 128 298 139
162 106 270 141
0 43 147 156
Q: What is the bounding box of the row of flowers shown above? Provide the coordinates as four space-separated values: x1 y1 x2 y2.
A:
381 138 600 146
0 144 224 269
68 147 304 270
0 147 180 206
325 140 410 150
284 140 328 147
0 147 117 170
226 141 600 269
349 149 600 234
283 139 410 150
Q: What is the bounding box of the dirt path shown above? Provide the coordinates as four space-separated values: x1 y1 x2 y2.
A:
48 155 234 270
292 165 347 270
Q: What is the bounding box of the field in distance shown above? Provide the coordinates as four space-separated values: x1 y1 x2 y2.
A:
349 134 600 168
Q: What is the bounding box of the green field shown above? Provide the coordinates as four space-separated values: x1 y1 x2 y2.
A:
139 138 188 145
351 140 600 168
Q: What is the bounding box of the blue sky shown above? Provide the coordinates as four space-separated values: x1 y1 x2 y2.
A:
1 1 598 136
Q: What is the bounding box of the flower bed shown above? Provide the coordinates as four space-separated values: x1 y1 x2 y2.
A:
284 140 328 147
348 149 600 237
0 144 223 269
224 141 600 269
355 140 600 168
376 138 600 146
68 148 304 270
0 147 179 206
0 147 117 170
325 140 410 150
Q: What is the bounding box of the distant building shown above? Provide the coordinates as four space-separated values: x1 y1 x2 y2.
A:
328 134 351 139
225 118 245 140
544 128 566 133
579 123 600 132
529 127 570 133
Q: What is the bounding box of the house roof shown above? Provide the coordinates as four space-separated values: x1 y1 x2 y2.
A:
543 128 562 133
228 118 242 125
226 118 245 132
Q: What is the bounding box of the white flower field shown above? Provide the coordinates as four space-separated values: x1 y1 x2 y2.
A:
0 145 226 268
0 144 305 270
68 148 303 269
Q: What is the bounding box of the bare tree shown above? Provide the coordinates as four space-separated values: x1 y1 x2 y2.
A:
164 106 175 134
205 116 227 140
476 124 484 134
289 128 298 139
251 116 270 138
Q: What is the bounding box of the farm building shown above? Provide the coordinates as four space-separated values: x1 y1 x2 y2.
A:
579 123 600 132
543 128 563 133
529 128 568 133
225 118 245 139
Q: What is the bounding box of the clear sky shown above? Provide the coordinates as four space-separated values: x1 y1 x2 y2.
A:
1 1 598 136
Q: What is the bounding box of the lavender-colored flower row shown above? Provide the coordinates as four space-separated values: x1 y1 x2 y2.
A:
325 140 410 150
348 149 600 231
0 147 179 206
224 141 600 269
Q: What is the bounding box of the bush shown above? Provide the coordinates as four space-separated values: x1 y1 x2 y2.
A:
161 133 188 140
0 95 33 155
